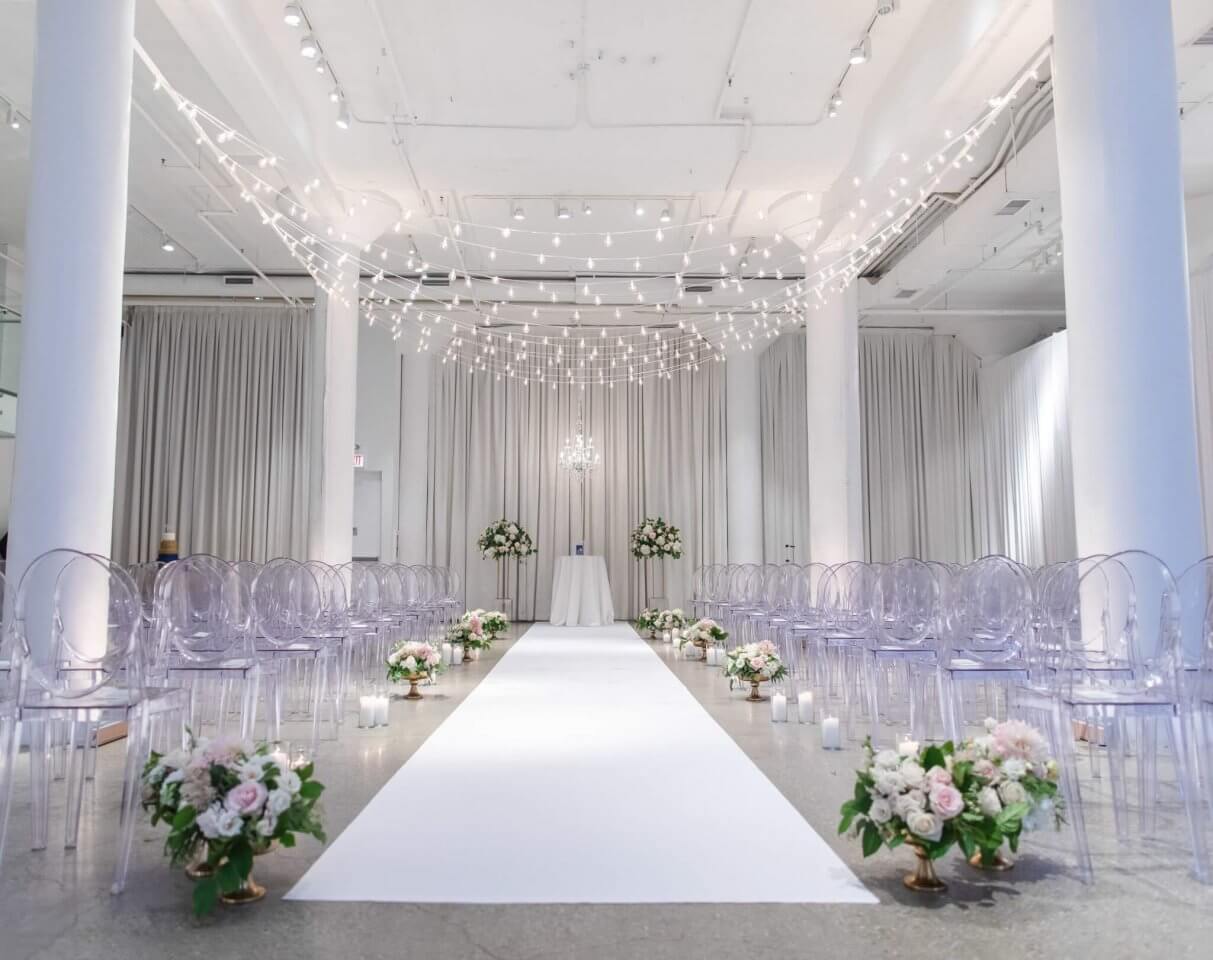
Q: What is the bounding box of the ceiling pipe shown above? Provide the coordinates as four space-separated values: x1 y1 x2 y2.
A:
196 211 300 304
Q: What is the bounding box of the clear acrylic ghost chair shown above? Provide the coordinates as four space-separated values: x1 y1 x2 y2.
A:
854 558 940 746
0 572 22 869
1014 550 1209 884
153 555 278 742
1174 558 1213 822
304 560 355 718
4 549 188 894
252 559 335 753
815 561 879 728
439 567 464 627
935 556 1032 741
341 561 385 693
703 564 734 623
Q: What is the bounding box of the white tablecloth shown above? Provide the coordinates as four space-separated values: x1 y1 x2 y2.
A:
549 555 615 626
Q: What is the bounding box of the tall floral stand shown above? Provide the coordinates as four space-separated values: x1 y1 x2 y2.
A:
642 557 667 611
496 556 514 620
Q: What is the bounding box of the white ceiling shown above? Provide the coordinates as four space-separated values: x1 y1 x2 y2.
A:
0 0 1211 361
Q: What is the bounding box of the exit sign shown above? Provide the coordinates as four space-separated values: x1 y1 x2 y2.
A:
353 452 365 468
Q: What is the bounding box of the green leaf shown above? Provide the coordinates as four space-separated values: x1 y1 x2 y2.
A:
171 806 197 832
299 781 324 800
218 860 243 894
193 877 220 916
922 745 945 771
280 832 296 848
957 833 975 859
227 841 254 881
861 822 883 858
296 762 315 781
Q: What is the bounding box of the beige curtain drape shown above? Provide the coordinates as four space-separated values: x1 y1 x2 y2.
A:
759 333 811 563
113 304 314 563
425 363 728 619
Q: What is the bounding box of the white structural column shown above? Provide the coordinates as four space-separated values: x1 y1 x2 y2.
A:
805 284 863 564
1052 0 1204 576
725 346 764 562
308 255 360 566
397 346 431 564
7 0 136 656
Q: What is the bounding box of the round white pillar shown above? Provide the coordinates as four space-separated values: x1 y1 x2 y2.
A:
308 254 360 566
397 345 431 564
1052 0 1203 582
806 284 863 564
725 346 764 563
7 0 136 656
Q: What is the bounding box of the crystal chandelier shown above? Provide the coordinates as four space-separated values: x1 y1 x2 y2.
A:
558 409 601 479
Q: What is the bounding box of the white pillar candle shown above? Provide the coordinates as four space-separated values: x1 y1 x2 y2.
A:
373 695 389 727
451 642 464 664
798 690 815 724
358 696 375 728
442 641 453 665
821 716 842 750
662 630 671 643
770 692 788 723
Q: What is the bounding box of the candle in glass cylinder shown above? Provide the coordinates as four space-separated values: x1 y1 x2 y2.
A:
770 692 788 722
821 716 842 750
451 642 464 664
798 690 815 724
358 696 375 728
442 641 453 665
373 695 389 727
662 630 671 643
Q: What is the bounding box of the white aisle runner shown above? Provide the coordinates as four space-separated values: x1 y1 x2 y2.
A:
286 624 875 904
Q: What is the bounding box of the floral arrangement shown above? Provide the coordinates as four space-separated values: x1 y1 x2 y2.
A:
449 615 491 651
463 608 509 638
478 519 536 560
141 734 325 914
723 638 786 682
386 639 445 682
838 719 1063 866
635 608 660 635
630 516 683 560
683 616 727 649
656 608 686 632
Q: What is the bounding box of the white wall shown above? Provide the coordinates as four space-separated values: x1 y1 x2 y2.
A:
355 322 401 561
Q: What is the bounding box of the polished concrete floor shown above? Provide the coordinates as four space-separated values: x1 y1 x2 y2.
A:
1 628 1211 960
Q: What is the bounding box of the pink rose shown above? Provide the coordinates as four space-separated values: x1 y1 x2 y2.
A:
224 780 268 816
925 766 952 789
748 657 766 672
469 616 483 633
972 758 997 781
993 719 1048 762
929 784 965 820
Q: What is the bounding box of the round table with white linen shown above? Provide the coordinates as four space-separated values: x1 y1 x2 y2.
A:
549 555 615 626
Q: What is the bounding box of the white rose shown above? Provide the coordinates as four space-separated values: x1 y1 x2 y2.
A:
1002 757 1027 781
897 739 920 758
868 797 893 824
256 815 277 837
906 810 943 843
402 655 418 672
873 750 900 771
163 749 190 770
267 788 292 816
899 760 926 789
277 770 302 795
164 768 185 785
508 524 518 534
894 789 926 819
216 809 244 838
640 545 652 556
196 804 223 840
999 780 1027 806
495 534 506 544
978 786 1002 818
984 717 998 732
238 761 265 782
873 769 905 796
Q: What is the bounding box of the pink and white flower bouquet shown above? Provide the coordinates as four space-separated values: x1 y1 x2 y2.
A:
141 733 325 914
630 516 683 560
478 519 536 560
386 639 445 682
839 719 1063 866
449 615 492 652
656 608 686 632
463 608 509 639
635 608 660 637
722 639 786 682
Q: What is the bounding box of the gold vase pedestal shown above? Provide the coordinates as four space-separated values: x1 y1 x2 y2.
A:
969 849 1014 871
184 856 215 880
747 677 768 702
904 845 948 893
220 871 267 905
404 673 426 700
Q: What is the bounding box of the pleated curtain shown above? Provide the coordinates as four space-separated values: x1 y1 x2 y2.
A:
759 333 811 563
976 331 1076 565
1190 267 1213 550
425 362 728 619
112 304 314 563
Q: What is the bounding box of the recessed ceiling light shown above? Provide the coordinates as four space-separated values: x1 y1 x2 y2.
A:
849 37 871 65
283 3 304 27
300 34 319 58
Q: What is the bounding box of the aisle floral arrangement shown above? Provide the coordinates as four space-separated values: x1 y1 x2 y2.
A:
723 638 786 688
463 608 509 639
450 615 492 652
630 517 683 560
386 639 445 683
635 607 660 636
656 608 686 632
683 616 728 653
141 734 326 914
479 519 536 560
838 719 1063 885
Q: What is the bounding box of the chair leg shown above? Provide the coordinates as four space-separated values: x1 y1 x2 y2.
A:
0 715 20 869
30 718 51 851
112 707 151 895
64 720 88 849
1168 711 1211 884
1050 701 1093 884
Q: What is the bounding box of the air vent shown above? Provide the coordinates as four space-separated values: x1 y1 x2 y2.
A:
1193 25 1213 45
223 275 255 286
684 284 714 294
893 288 918 300
995 199 1032 216
420 276 450 287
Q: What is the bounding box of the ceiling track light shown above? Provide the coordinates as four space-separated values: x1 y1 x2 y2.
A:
329 86 341 104
658 204 672 223
511 202 526 221
300 34 319 58
335 99 351 130
160 233 176 253
876 0 898 14
849 36 871 65
283 3 304 26
4 105 19 130
633 200 645 217
556 202 572 220
582 200 593 217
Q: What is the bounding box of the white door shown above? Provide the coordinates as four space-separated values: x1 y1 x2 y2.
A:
352 470 382 560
